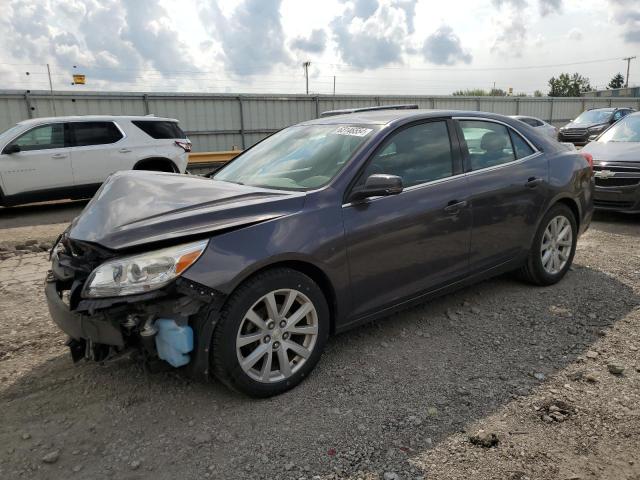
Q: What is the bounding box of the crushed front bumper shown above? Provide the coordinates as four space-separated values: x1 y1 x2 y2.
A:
45 275 125 347
44 236 225 379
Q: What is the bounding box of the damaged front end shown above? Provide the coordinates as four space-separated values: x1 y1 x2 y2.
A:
45 234 223 379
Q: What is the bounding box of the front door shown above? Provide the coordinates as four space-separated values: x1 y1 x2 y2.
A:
455 118 548 273
0 122 72 196
343 120 471 319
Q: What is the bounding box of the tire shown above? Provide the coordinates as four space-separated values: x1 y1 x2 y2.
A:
210 268 330 397
519 203 577 286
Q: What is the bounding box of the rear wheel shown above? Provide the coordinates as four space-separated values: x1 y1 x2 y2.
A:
519 203 577 285
211 268 329 397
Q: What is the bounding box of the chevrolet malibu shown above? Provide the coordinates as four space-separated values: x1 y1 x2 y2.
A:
581 111 640 213
46 108 594 397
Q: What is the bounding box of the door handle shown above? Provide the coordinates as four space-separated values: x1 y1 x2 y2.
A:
119 148 132 153
444 200 468 213
51 153 67 159
525 177 543 188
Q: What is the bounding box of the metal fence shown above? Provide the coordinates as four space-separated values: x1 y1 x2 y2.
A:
2 89 640 152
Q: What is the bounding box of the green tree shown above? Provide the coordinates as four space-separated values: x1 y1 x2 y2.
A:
548 73 592 97
453 88 489 96
608 73 625 89
489 88 507 96
452 88 507 96
534 90 543 97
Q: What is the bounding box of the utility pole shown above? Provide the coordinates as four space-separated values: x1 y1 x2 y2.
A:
302 61 311 95
333 76 336 95
623 56 636 88
46 63 57 116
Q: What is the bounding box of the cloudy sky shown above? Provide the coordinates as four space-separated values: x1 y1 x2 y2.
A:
0 0 639 95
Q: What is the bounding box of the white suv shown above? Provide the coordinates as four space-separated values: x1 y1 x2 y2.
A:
0 115 191 207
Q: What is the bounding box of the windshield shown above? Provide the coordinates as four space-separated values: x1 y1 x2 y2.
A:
597 114 640 143
574 110 612 124
214 124 378 190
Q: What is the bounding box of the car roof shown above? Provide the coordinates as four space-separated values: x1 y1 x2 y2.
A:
301 109 519 126
16 115 179 126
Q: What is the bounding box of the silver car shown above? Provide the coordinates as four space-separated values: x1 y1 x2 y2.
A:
581 112 640 213
510 115 558 140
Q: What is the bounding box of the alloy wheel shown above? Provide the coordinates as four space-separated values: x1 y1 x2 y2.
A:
236 289 318 383
540 215 573 275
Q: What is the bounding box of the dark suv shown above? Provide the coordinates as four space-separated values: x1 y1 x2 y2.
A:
46 108 594 397
558 107 635 146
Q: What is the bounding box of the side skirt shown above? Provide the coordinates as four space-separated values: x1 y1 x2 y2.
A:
334 256 525 334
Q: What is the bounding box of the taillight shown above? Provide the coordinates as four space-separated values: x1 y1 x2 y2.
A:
175 140 192 152
580 152 593 173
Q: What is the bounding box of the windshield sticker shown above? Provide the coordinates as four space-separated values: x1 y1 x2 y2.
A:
333 126 373 137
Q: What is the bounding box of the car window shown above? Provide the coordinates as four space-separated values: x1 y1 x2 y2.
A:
613 111 624 121
510 130 535 159
9 124 65 151
70 122 123 147
132 120 186 139
359 121 453 188
459 120 516 170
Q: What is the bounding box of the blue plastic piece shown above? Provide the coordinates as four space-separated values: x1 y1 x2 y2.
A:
154 319 194 368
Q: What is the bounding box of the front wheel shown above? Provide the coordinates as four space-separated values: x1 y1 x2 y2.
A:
211 268 329 397
519 203 577 286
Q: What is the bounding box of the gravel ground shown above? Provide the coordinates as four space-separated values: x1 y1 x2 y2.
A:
0 211 638 480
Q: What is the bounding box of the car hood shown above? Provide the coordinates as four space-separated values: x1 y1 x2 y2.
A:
562 121 605 130
68 171 306 250
582 141 640 163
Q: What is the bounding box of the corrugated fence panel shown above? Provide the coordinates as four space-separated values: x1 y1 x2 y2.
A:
0 95 29 131
243 97 316 130
190 133 242 152
518 99 552 120
550 99 581 121
2 90 640 151
610 98 640 109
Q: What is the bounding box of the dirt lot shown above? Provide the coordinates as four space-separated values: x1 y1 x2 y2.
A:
0 209 638 480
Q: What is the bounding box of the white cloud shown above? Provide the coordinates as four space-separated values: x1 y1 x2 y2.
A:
198 0 291 76
330 0 418 70
422 26 472 65
608 0 640 43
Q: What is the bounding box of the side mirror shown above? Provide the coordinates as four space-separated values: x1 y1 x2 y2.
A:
588 134 598 142
349 174 403 202
2 144 20 154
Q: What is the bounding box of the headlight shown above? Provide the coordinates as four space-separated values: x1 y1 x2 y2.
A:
82 239 208 298
588 124 607 132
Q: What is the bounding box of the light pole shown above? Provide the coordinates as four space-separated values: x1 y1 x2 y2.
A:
303 61 311 95
623 56 636 88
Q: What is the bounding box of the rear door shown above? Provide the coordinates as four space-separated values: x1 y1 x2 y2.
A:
343 120 471 319
68 121 127 186
0 122 72 195
129 120 189 170
455 118 548 273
